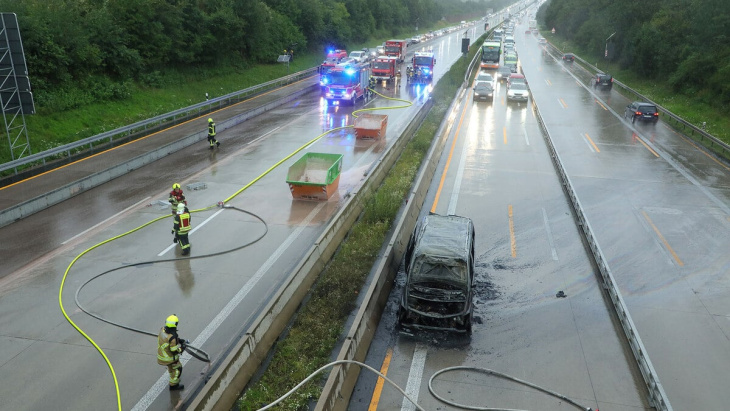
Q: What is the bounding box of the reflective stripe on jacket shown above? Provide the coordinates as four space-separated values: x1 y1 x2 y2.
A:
173 213 192 234
208 122 216 137
157 327 181 365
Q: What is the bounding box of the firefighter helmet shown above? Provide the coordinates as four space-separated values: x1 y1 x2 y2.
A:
177 203 186 214
166 315 179 328
172 183 181 190
208 118 213 123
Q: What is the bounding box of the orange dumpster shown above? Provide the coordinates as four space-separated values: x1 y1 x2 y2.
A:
286 153 343 200
354 114 388 140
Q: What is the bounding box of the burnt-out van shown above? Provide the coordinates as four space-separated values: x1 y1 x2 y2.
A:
398 213 475 333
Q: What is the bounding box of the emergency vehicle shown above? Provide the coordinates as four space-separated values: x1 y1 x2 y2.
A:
371 56 399 82
407 52 436 84
385 39 408 63
323 62 371 105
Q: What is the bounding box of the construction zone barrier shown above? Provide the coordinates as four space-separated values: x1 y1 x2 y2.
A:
354 113 388 140
286 153 343 200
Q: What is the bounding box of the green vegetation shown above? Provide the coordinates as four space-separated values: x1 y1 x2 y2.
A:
236 34 487 411
537 0 730 142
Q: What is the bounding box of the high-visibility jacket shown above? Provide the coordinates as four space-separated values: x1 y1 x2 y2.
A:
174 212 192 234
208 121 216 137
169 189 185 206
157 327 182 365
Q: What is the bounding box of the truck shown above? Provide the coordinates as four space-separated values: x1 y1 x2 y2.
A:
407 51 436 84
371 56 399 82
323 62 371 105
385 39 408 63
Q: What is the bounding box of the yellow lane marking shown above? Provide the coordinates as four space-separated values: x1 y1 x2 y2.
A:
559 98 567 108
662 124 730 171
0 76 315 192
584 133 600 153
595 99 608 111
509 205 516 258
431 91 470 213
575 80 581 86
368 348 393 410
642 210 684 267
503 127 507 144
545 79 552 86
636 137 660 157
501 96 505 106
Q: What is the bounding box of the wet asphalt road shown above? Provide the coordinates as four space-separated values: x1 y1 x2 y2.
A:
351 13 730 411
0 25 485 411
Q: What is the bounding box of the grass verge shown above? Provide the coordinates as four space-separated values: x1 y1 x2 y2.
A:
542 31 730 146
235 35 486 411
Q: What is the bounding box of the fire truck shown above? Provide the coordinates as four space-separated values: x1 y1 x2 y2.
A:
319 49 349 84
407 52 436 84
323 62 371 105
371 56 399 82
385 39 407 63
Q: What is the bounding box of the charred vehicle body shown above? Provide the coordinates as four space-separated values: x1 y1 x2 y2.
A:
398 213 475 334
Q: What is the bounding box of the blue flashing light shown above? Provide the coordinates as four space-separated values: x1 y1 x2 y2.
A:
345 68 356 75
328 49 334 54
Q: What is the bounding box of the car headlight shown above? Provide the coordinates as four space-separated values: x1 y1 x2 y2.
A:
474 92 480 96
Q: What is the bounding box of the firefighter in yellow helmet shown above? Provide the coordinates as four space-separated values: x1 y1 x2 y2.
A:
207 118 219 149
157 314 186 391
168 183 186 216
172 203 192 255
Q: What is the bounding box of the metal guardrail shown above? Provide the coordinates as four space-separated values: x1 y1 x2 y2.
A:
545 42 730 158
531 93 673 411
1 67 319 174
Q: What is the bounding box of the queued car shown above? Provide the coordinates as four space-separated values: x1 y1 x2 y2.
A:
348 50 368 63
473 81 495 102
507 73 527 87
475 71 495 88
562 53 575 62
507 82 529 102
592 73 613 90
537 36 547 44
497 66 512 82
624 101 659 124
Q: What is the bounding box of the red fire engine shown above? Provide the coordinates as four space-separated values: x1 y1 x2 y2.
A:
371 56 399 82
384 40 407 63
407 52 436 84
323 62 371 105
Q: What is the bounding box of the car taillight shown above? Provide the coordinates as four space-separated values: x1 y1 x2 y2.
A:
654 112 659 116
611 78 614 82
635 111 642 115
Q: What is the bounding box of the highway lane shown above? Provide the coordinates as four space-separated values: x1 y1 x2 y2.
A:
0 26 486 411
349 17 651 411
528 30 730 410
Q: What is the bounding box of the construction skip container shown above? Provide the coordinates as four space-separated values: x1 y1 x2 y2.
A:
286 153 343 200
354 114 388 140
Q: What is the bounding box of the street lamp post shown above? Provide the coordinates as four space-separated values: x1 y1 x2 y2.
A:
605 32 616 59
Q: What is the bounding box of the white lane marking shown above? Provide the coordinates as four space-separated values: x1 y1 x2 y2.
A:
62 197 151 245
542 208 559 261
157 208 224 256
522 122 530 146
448 120 471 215
401 343 428 411
133 202 326 411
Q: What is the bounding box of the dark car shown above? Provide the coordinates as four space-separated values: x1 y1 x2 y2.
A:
497 66 512 82
399 214 476 334
562 53 575 62
592 73 613 90
473 81 494 102
624 101 659 124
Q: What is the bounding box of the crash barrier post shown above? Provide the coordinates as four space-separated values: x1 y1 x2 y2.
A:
0 67 319 177
0 82 319 229
543 42 730 160
187 99 432 411
531 97 673 411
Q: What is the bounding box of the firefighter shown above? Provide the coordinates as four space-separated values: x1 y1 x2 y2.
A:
168 183 186 215
172 203 192 255
207 118 219 149
157 314 186 391
367 76 376 99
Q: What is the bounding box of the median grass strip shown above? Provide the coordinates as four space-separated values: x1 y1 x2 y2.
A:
236 35 486 411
